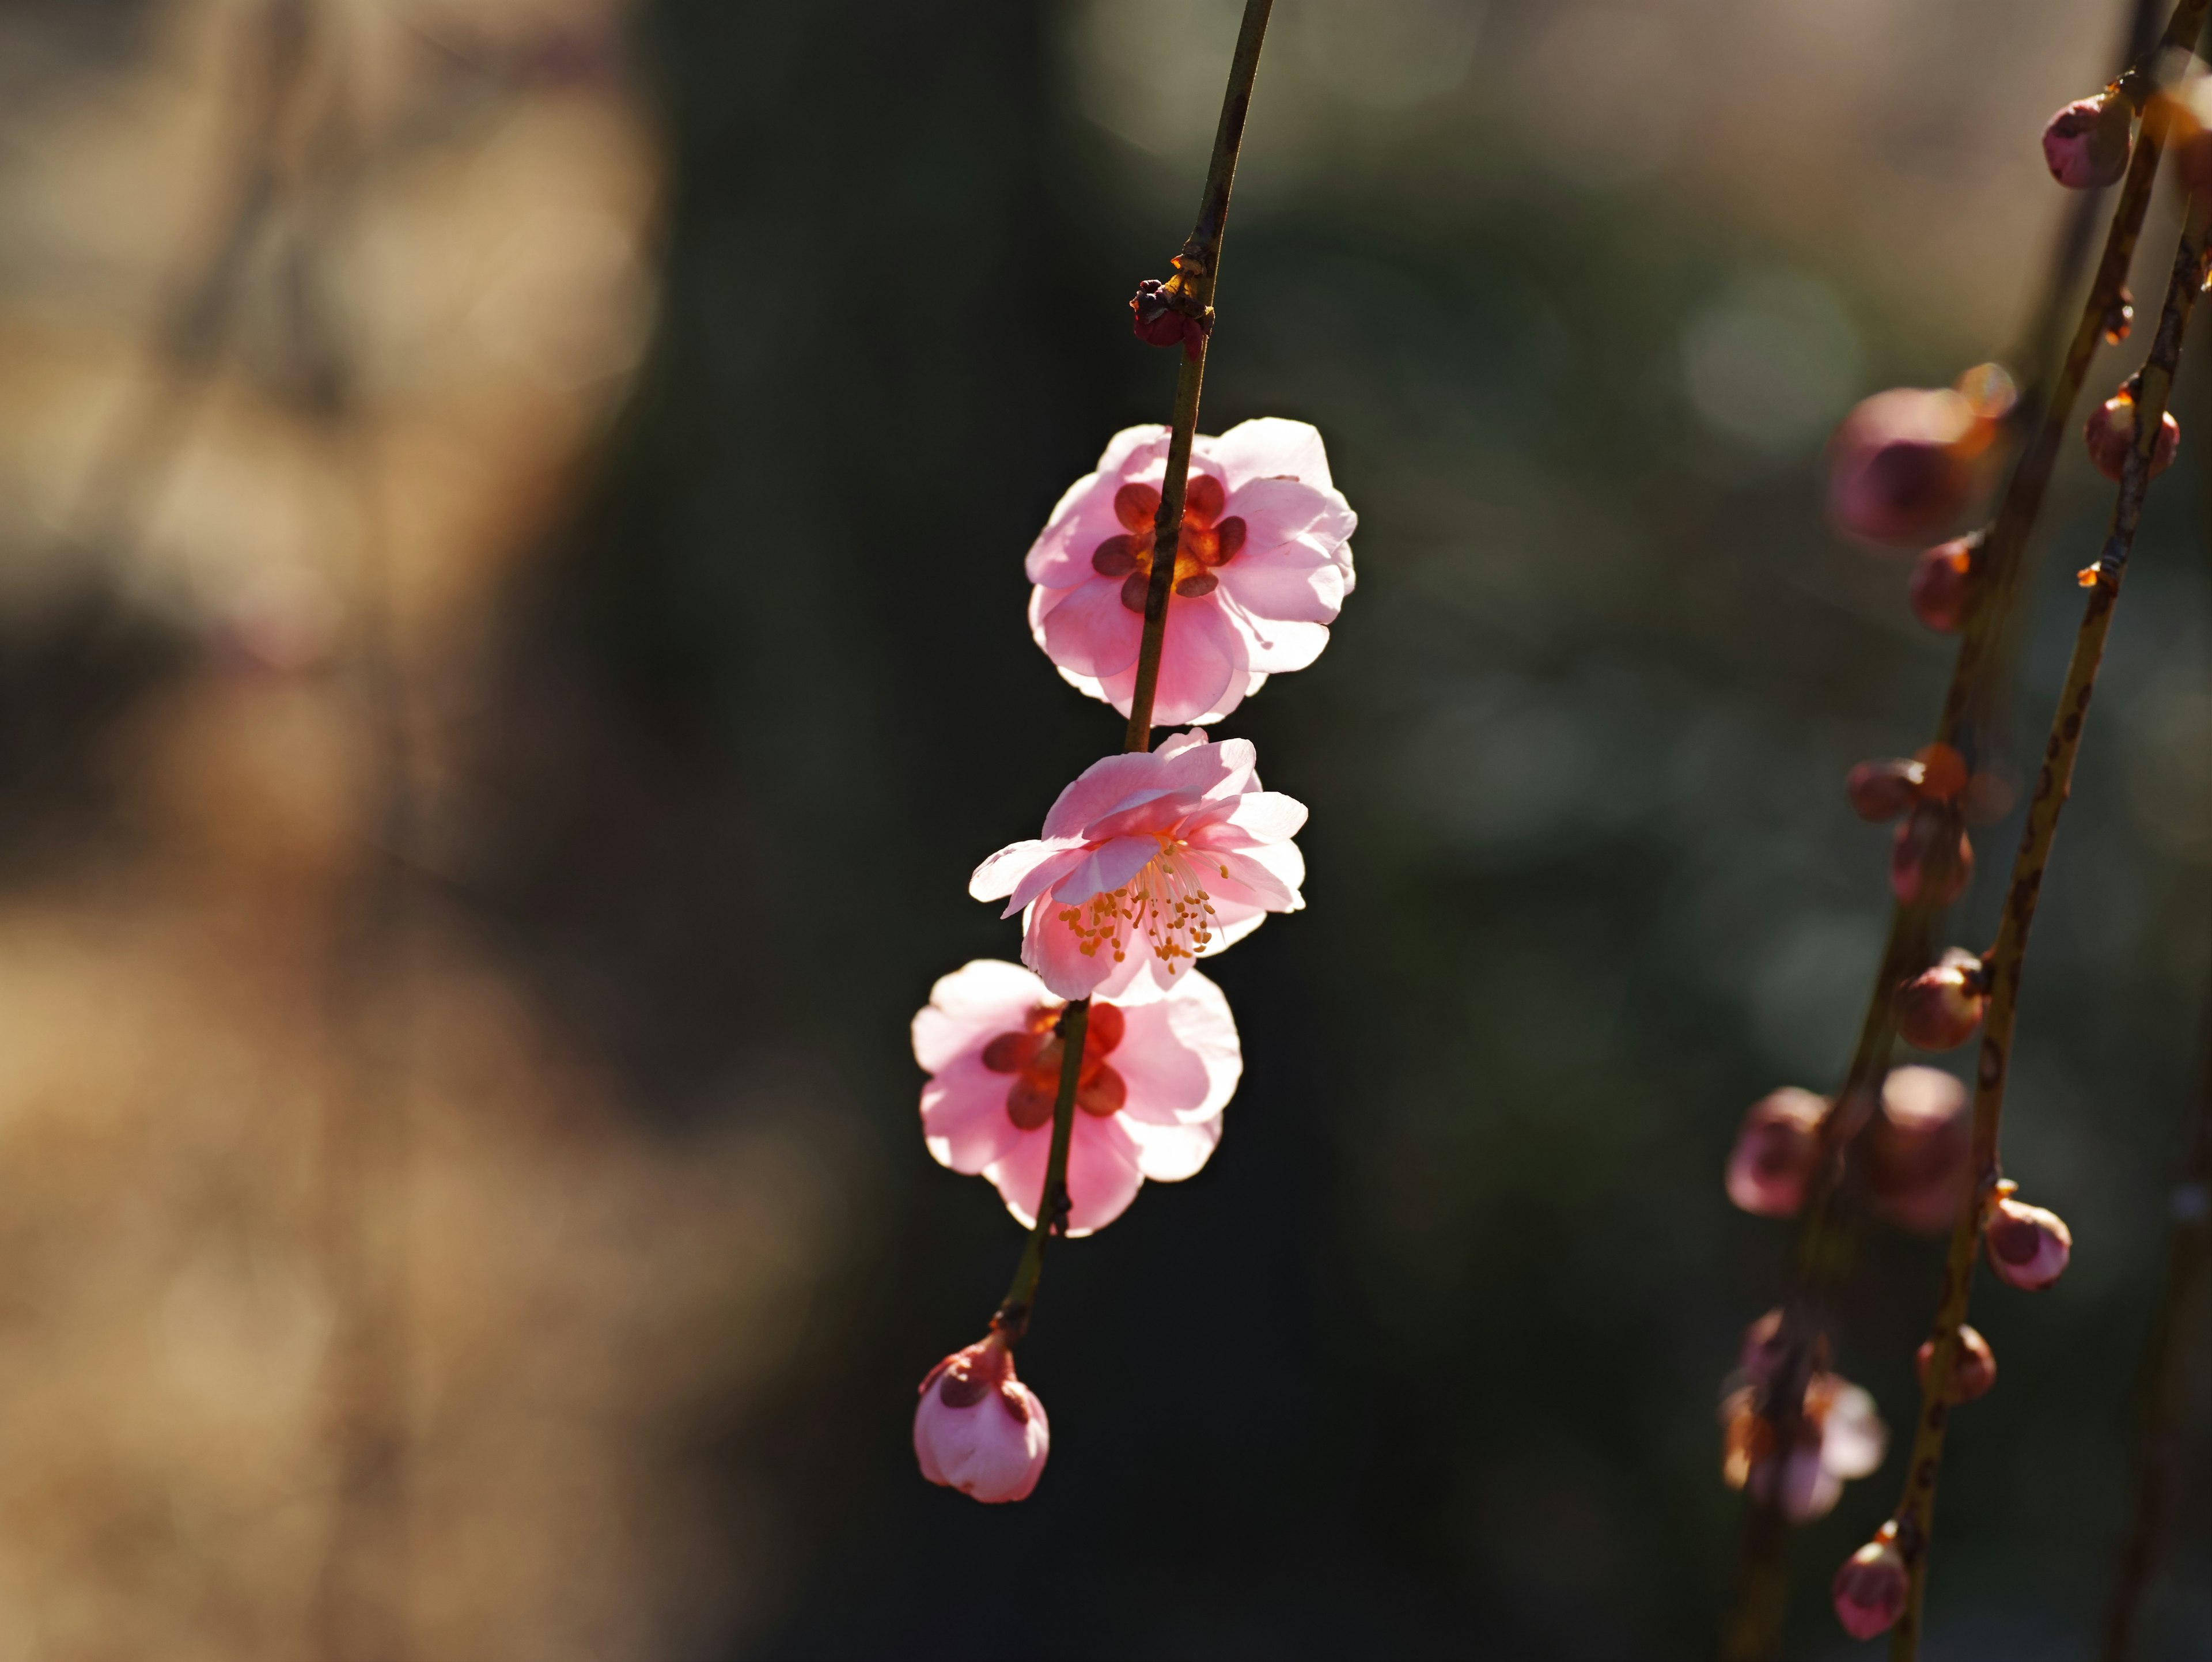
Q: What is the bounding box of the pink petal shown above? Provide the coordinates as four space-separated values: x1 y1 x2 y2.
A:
1122 595 1247 729
1049 835 1159 908
1820 1384 1888 1481
971 837 1088 911
1113 972 1240 1122
1037 577 1145 680
921 1055 1028 1173
1024 426 1173 589
1196 788 1308 845
1198 417 1335 491
1040 750 1171 840
912 959 1046 1071
1225 477 1356 571
1061 1115 1147 1235
1211 846 1305 912
1122 1114 1223 1182
1021 895 1115 1000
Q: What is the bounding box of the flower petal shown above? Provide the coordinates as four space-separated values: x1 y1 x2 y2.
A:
912 959 1047 1072
922 1055 1027 1174
1021 895 1115 1000
971 837 1087 908
1037 578 1145 680
1049 835 1158 908
1114 971 1240 1123
1024 426 1173 589
1122 1114 1224 1183
1199 417 1335 491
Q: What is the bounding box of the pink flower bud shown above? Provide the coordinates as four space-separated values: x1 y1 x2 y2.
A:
2085 388 2180 484
1984 1192 2073 1290
1128 260 1212 361
1891 802 1972 907
2041 94 2133 188
1910 534 1978 633
914 1332 1050 1502
1893 948 1989 1051
1831 1530 1910 1640
1846 758 1924 823
1726 1088 1827 1218
1861 1066 1969 1235
1914 1323 1997 1404
1825 388 1986 546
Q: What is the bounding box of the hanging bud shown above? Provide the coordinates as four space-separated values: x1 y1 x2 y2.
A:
1891 801 1973 907
1893 948 1990 1051
1847 758 1924 823
2085 386 2180 484
1910 533 1979 633
2041 94 2133 189
914 1332 1051 1502
1861 1066 1970 1235
1831 1528 1911 1640
1825 384 1994 546
1914 1323 1997 1404
1984 1189 2073 1291
1726 1088 1827 1218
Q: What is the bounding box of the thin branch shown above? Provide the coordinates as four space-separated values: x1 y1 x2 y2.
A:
1886 190 2212 1662
1123 0 1273 751
991 0 1274 1347
1722 8 2210 1652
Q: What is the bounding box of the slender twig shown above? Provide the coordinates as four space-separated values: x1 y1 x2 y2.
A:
2101 995 2212 1660
1123 0 1273 752
991 0 1274 1346
1721 11 2210 1653
1885 192 2212 1662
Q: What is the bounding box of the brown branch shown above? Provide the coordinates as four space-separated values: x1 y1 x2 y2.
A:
993 0 1275 1346
1885 190 2212 1662
1123 0 1274 751
1721 8 2210 1653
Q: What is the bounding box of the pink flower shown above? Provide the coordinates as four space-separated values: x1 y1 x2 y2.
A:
1725 1087 1827 1218
912 957 1241 1236
1025 419 1357 726
1722 1371 1888 1522
914 1332 1050 1502
1831 1531 1910 1640
969 729 1306 1001
2041 94 2133 189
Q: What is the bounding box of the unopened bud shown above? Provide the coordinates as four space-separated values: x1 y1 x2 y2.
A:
1891 802 1973 907
1984 1191 2073 1291
1847 759 1923 823
1831 1530 1910 1640
1910 534 1978 633
1726 1088 1827 1218
2084 388 2180 484
1825 387 1988 546
1129 260 1213 361
2041 94 2133 188
1914 1323 1997 1404
914 1332 1050 1502
1862 1066 1970 1235
1894 948 1989 1051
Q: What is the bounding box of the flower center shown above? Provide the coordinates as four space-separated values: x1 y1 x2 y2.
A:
1090 475 1248 610
1051 834 1222 978
981 999 1128 1127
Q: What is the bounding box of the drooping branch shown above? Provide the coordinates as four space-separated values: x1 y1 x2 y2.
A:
1885 188 2212 1662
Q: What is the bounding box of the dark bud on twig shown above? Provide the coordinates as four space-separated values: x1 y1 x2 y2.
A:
1891 800 1972 907
1984 1186 2073 1290
2041 93 2133 189
1129 252 1214 361
1846 758 1925 823
1914 1323 1997 1404
1893 947 1990 1051
1725 1088 1825 1218
1832 1527 1910 1640
2085 384 2180 483
1860 1066 1970 1235
1910 532 1980 632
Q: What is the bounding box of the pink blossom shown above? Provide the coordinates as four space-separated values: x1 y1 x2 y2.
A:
1722 1371 1887 1523
1861 1066 1970 1235
914 1332 1050 1502
2041 94 2133 190
1831 1532 1910 1640
969 729 1306 1001
1025 419 1357 726
912 957 1241 1236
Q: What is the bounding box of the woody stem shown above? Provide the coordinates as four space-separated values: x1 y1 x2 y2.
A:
1123 0 1273 752
1887 191 2212 1662
1722 7 2210 1652
994 998 1091 1341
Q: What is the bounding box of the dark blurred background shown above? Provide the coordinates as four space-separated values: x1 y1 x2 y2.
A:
0 0 2207 1657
